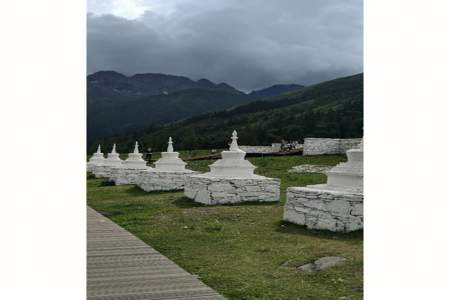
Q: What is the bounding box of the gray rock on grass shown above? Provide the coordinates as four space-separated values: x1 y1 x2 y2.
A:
298 256 346 272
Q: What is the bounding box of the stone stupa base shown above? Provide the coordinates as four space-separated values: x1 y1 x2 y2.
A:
283 186 363 232
87 164 95 173
109 167 150 185
184 174 280 205
106 166 122 182
137 170 198 192
91 165 115 178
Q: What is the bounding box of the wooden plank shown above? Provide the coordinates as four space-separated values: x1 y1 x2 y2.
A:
87 207 225 300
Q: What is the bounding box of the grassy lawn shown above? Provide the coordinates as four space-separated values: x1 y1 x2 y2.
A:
87 154 363 300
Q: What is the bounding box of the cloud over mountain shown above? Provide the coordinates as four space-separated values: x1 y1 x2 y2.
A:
87 0 363 91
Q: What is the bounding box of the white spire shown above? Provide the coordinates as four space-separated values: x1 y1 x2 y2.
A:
111 144 117 154
133 141 139 154
96 144 102 153
208 129 255 177
167 137 174 153
229 130 239 151
153 136 187 171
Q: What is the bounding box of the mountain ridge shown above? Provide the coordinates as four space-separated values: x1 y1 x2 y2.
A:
249 84 304 98
87 71 307 142
88 70 243 98
89 73 363 153
87 71 249 141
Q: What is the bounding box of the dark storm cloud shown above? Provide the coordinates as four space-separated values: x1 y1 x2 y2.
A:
87 0 362 91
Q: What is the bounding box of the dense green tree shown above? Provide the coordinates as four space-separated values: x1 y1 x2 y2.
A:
88 73 363 153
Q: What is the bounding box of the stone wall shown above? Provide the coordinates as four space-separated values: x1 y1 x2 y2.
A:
303 138 361 155
91 165 114 178
339 139 362 153
185 175 280 205
109 167 149 185
239 145 281 153
137 171 197 192
283 187 363 232
288 164 334 174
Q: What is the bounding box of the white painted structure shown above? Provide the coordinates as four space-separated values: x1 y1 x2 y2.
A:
110 141 151 185
303 138 361 155
154 137 187 171
123 141 147 169
283 139 363 232
91 144 125 178
137 170 196 192
239 144 281 154
105 144 123 167
288 164 334 174
185 130 280 205
87 145 105 172
208 131 257 178
137 137 196 191
322 139 363 192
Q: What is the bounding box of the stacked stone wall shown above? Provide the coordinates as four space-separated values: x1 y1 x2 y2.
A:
110 168 148 185
288 164 334 174
185 175 280 205
338 139 362 153
91 165 114 178
239 145 280 153
284 187 363 232
137 171 197 192
303 138 361 155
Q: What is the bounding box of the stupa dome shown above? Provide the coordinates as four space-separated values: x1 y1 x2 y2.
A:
154 137 187 172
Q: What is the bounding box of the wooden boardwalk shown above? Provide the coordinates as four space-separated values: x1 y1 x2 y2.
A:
87 207 225 300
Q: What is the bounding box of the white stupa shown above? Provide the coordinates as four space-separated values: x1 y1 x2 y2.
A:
87 144 105 172
109 141 150 185
314 138 363 192
90 144 124 178
104 144 123 167
207 130 257 178
283 138 364 232
154 137 187 171
123 141 147 169
136 137 196 192
184 130 280 205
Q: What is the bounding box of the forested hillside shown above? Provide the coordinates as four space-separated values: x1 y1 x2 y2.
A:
87 71 248 141
248 84 304 98
90 73 363 154
87 71 305 142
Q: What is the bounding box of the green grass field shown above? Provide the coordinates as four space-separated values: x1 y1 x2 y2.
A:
87 154 363 300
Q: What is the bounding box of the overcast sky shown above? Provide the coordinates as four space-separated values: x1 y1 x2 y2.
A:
87 0 362 91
